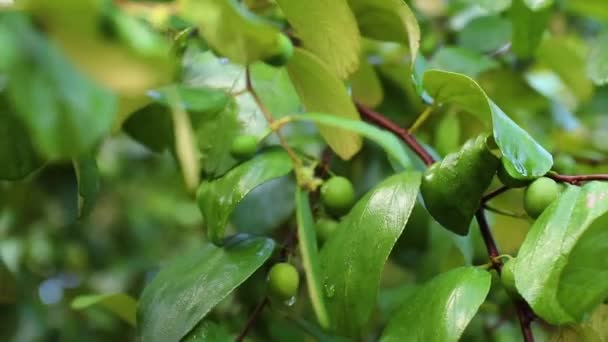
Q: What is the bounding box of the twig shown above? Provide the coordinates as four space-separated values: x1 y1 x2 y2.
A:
483 204 528 219
482 186 510 203
356 103 435 166
235 297 269 342
547 172 608 185
475 210 500 265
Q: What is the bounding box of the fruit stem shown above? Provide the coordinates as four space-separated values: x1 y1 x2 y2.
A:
408 106 433 133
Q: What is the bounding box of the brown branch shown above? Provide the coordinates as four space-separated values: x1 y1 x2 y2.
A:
475 210 500 265
235 297 269 342
548 173 608 185
482 186 510 203
356 104 435 166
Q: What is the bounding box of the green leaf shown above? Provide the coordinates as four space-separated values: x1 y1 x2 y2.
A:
429 46 499 78
350 57 384 108
380 266 492 342
509 0 551 59
289 113 412 170
196 150 293 244
286 49 363 160
71 293 137 327
347 0 420 64
566 0 608 21
536 37 593 104
458 16 512 53
587 31 608 86
421 134 499 235
138 236 275 342
434 113 461 157
514 182 608 324
180 0 285 65
73 155 100 218
523 0 553 10
423 69 553 180
3 13 117 159
295 188 330 329
26 0 173 95
548 305 608 342
320 172 421 336
183 321 234 342
275 0 361 79
0 96 44 180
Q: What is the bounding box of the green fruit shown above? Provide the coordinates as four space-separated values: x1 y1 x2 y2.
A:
263 34 294 67
230 135 258 159
268 263 299 300
316 218 339 243
501 258 519 297
523 177 562 218
320 176 356 216
497 163 531 188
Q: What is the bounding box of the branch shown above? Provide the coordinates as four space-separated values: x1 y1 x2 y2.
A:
356 104 435 166
482 186 510 203
235 297 269 342
548 172 608 185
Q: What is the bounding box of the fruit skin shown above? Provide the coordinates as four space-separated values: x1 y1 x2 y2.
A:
268 263 299 300
320 176 356 216
230 135 258 160
316 218 339 243
523 177 562 218
501 258 519 297
497 162 532 188
263 34 294 67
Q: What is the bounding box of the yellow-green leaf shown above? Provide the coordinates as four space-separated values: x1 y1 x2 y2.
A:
286 48 362 160
350 56 384 107
275 0 361 79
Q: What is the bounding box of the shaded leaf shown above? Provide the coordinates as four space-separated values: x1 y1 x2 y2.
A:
196 150 293 244
347 0 420 64
276 0 361 78
3 13 117 159
350 57 383 108
73 155 100 218
423 70 553 180
290 113 411 170
183 321 234 342
295 188 330 329
515 182 608 324
180 0 285 65
72 293 137 326
421 134 499 235
381 267 492 342
430 46 499 78
138 236 275 342
458 16 512 53
320 172 421 336
510 0 551 59
286 49 362 160
587 31 608 86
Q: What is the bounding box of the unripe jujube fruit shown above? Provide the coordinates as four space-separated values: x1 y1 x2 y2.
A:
523 177 562 218
268 262 299 300
230 135 258 160
263 34 294 67
320 176 355 216
315 218 339 243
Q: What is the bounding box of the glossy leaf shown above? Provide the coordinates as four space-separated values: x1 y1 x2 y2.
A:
3 13 117 159
381 267 492 342
320 172 421 336
587 31 608 86
347 0 420 64
350 57 383 107
286 49 363 160
510 0 551 59
423 70 553 180
138 236 275 342
421 134 499 235
73 155 100 218
72 293 137 327
275 0 361 79
514 182 608 324
0 97 44 180
295 188 330 329
26 0 173 95
290 113 412 170
196 150 293 244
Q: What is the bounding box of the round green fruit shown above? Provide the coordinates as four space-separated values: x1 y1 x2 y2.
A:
497 163 531 188
320 176 356 216
230 135 258 160
316 218 338 243
523 177 561 218
268 262 299 300
263 34 294 67
501 258 518 297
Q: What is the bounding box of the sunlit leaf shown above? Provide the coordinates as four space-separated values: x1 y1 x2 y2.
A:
72 293 137 326
350 57 383 108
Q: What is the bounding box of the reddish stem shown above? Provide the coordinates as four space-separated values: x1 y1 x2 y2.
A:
356 104 435 166
548 173 608 185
